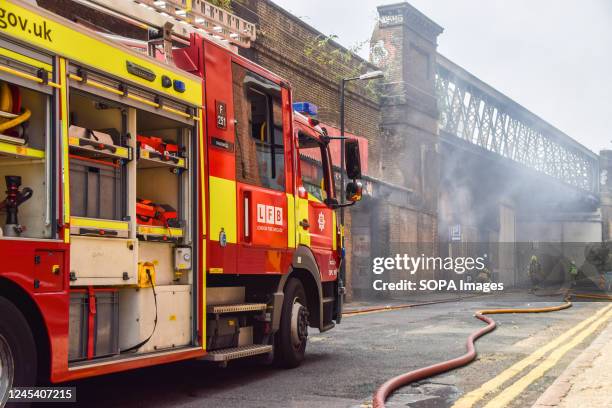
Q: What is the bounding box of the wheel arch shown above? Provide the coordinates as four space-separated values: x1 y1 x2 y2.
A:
277 245 324 330
0 277 50 383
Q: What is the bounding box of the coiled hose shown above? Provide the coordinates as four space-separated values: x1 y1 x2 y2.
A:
0 108 31 133
0 81 30 133
369 292 612 408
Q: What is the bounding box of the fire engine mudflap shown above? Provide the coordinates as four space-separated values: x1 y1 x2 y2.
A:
0 0 364 400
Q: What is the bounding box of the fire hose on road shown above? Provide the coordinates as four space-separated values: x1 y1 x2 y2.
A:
343 297 478 317
352 292 612 408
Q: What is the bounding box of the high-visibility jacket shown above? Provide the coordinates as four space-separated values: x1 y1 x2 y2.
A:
569 263 578 276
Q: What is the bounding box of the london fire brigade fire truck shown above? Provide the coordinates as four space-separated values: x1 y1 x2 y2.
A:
0 0 363 402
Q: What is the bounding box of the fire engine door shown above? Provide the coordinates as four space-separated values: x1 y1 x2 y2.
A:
232 64 289 274
297 132 337 281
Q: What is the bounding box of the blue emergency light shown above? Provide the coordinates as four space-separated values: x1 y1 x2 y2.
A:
293 102 318 117
173 79 186 93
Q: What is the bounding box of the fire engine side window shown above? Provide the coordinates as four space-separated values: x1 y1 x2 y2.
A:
298 132 328 203
233 64 285 191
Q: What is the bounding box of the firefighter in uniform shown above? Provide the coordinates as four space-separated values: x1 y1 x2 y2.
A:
476 266 492 283
568 260 578 288
528 255 542 293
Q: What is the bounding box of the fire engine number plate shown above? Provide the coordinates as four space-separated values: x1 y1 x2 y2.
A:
216 101 227 129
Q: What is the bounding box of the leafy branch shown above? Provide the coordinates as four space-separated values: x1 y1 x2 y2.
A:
302 35 385 100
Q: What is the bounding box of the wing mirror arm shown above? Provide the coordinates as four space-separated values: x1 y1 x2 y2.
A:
327 200 357 209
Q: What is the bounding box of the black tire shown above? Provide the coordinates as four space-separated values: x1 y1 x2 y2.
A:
275 278 309 368
0 296 37 407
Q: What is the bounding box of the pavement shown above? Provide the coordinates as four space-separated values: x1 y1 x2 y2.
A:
46 294 610 408
531 318 612 408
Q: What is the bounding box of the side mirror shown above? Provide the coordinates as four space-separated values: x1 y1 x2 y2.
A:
346 181 363 202
345 139 362 180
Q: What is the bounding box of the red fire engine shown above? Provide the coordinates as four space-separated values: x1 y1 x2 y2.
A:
0 0 363 401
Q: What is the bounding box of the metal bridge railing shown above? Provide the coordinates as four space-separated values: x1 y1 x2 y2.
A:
435 55 599 193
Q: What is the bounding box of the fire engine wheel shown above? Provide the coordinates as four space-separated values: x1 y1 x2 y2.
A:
0 297 37 406
276 278 309 368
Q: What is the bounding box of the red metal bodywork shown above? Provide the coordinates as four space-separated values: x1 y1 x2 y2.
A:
184 36 302 277
175 36 342 281
293 115 341 281
0 239 70 381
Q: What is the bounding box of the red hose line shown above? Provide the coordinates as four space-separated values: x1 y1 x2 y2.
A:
371 299 574 408
372 313 495 408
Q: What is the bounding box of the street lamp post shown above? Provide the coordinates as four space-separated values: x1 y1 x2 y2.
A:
339 70 384 220
337 70 383 309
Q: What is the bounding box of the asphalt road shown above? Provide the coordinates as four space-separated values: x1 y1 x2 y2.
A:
49 294 607 408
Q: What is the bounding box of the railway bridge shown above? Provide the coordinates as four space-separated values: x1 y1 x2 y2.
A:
370 2 606 288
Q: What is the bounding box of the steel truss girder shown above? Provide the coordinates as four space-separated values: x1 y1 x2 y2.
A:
435 64 598 193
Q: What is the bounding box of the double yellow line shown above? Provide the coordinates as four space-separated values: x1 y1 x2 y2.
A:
453 303 612 408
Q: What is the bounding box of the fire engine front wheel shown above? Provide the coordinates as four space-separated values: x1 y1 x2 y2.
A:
276 278 309 368
0 296 37 406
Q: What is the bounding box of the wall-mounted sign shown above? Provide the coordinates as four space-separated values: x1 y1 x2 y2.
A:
449 224 462 242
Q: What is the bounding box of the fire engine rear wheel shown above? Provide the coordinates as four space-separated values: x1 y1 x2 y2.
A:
276 278 309 368
0 296 37 406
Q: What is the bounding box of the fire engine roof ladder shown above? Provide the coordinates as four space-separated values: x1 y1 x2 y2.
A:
69 0 256 52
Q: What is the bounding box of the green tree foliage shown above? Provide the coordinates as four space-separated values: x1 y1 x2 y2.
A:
303 35 382 100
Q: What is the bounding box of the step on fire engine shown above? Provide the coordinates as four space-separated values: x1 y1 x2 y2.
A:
0 0 363 400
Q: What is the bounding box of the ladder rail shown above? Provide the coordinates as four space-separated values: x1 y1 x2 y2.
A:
75 0 256 48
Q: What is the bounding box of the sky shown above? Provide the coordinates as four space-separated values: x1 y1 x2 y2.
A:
273 0 612 154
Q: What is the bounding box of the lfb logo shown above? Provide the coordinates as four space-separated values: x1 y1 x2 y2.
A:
257 204 283 226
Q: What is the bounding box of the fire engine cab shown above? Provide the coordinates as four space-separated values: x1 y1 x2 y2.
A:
0 0 363 400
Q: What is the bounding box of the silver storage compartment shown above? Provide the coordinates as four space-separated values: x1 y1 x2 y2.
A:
69 291 88 362
119 285 192 353
206 317 239 350
69 157 122 220
94 290 120 359
68 289 120 362
69 236 138 286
